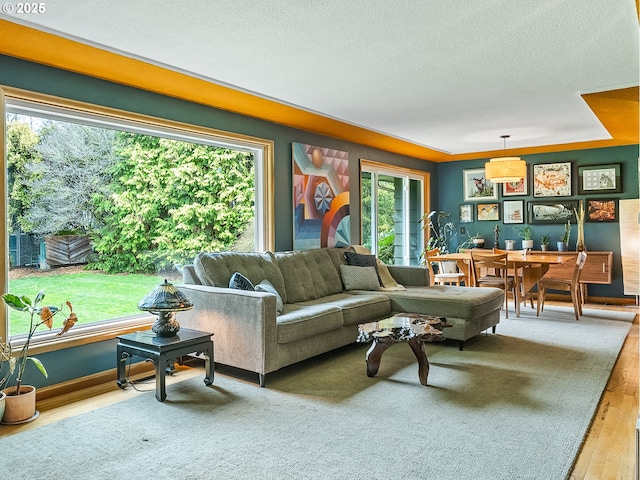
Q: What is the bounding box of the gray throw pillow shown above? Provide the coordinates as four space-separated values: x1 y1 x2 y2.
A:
255 279 284 315
344 251 382 286
339 265 381 291
229 272 255 291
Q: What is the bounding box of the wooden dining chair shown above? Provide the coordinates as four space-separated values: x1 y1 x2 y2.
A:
537 251 588 321
470 251 519 318
494 248 536 310
425 248 466 286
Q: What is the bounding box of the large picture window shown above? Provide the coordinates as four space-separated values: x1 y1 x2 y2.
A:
1 87 274 349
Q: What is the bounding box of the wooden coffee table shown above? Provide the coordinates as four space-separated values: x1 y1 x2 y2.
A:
357 313 450 386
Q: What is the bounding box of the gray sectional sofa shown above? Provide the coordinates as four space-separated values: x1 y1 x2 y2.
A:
177 246 504 386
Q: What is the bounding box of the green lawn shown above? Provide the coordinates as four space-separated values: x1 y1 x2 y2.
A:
7 272 167 336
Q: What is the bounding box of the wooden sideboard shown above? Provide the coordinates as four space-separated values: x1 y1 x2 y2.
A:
533 250 613 302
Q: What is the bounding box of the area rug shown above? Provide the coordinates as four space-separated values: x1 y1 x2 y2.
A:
0 306 634 480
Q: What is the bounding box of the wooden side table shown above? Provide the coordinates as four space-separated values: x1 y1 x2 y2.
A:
116 328 214 402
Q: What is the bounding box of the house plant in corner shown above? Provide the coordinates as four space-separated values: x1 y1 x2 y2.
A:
421 210 458 272
0 290 77 424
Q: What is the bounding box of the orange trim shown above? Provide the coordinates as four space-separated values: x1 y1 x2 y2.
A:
0 19 637 162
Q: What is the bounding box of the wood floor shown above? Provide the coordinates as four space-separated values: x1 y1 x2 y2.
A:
0 301 637 479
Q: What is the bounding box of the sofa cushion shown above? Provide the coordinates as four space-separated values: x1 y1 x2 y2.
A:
339 265 380 291
380 285 504 320
276 304 343 344
255 279 284 315
344 251 382 285
275 248 343 303
194 251 288 303
321 292 391 326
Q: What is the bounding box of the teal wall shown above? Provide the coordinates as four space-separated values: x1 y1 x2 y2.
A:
437 146 639 298
0 54 637 387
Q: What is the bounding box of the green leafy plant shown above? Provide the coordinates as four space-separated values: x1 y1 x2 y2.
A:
560 221 571 243
456 232 483 251
1 290 77 394
540 234 550 246
514 225 534 240
421 210 457 255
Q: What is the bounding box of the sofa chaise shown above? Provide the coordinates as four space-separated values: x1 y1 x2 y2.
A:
177 246 504 386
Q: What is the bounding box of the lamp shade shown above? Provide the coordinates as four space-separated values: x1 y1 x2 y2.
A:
138 279 193 312
485 157 527 183
138 279 193 337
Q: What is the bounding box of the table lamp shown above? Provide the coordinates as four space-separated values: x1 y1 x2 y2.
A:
138 279 193 337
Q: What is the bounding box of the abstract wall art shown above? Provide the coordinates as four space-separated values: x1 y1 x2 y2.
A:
292 142 350 250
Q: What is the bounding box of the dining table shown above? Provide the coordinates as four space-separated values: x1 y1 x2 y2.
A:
430 250 568 313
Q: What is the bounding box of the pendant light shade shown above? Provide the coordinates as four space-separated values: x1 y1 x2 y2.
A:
485 135 526 183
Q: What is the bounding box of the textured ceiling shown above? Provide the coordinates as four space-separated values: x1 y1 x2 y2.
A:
1 0 639 156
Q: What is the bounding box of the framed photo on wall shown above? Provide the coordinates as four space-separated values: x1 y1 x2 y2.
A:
463 168 498 201
459 204 474 223
528 200 578 224
502 172 528 196
503 200 525 224
578 164 622 194
586 198 618 222
477 203 499 221
533 162 572 197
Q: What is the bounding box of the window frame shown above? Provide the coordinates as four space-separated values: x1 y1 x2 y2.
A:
360 159 430 265
1 86 275 354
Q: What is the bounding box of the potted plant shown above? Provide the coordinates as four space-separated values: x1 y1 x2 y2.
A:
420 211 458 273
0 291 77 424
456 232 484 251
558 221 571 252
540 234 551 251
514 226 534 250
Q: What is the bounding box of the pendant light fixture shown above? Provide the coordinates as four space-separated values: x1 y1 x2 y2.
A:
485 135 526 183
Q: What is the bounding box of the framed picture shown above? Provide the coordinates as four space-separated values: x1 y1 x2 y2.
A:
578 164 622 194
502 173 528 196
463 168 498 201
586 198 618 222
533 162 572 197
459 204 474 223
477 203 499 221
503 200 525 224
529 200 578 224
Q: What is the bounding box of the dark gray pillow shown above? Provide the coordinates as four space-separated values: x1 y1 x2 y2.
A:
229 272 255 291
255 279 284 315
344 251 382 285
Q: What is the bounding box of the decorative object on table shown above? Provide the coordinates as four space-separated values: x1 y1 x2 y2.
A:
528 200 579 224
493 224 500 248
138 279 193 338
540 234 551 251
578 163 622 195
457 232 485 251
514 225 534 250
421 210 457 255
1 291 78 424
504 239 516 250
574 200 586 251
533 162 572 197
292 142 350 250
459 204 473 223
586 198 618 222
477 203 499 221
484 135 527 184
558 220 571 252
503 199 525 224
463 168 497 201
